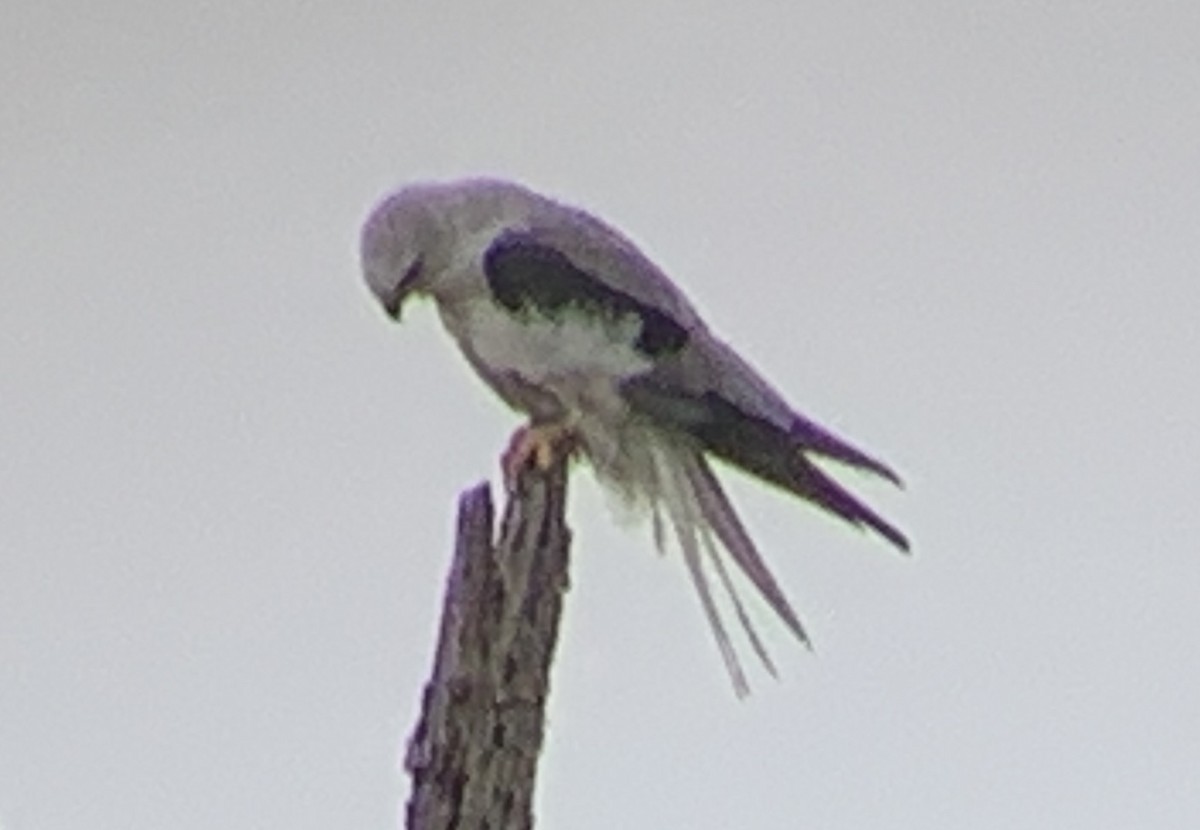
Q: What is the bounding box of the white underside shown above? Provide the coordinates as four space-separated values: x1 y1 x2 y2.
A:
441 296 652 463
439 294 795 694
446 295 652 386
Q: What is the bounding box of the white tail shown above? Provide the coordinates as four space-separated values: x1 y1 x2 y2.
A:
642 441 811 695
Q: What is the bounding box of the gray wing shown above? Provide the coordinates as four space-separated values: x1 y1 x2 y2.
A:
622 369 910 552
516 204 707 329
483 230 690 359
483 222 908 551
512 212 812 426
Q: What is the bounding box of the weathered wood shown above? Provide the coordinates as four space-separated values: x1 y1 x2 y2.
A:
404 460 572 830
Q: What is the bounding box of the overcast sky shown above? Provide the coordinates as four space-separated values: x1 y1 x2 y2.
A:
4 2 1199 829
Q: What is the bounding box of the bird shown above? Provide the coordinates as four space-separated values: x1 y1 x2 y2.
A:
360 177 908 694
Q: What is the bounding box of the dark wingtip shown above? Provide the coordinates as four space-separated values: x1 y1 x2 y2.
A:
788 415 905 488
852 498 910 553
854 465 909 550
874 462 905 488
872 520 912 555
794 457 911 555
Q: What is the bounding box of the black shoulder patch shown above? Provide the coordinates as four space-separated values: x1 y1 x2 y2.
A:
483 233 688 357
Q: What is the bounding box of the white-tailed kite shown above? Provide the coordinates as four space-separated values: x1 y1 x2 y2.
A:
361 178 907 693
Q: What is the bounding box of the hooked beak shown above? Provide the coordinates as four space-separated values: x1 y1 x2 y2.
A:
381 284 408 320
381 259 424 321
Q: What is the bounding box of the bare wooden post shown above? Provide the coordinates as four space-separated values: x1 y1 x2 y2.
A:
404 459 572 830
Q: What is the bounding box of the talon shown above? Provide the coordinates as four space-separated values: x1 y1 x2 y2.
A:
501 422 576 485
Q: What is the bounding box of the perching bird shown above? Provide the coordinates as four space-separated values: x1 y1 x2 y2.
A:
361 178 907 694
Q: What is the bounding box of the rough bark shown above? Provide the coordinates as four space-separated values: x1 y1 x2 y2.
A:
404 460 571 830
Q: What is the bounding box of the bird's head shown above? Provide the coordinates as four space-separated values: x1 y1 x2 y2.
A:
360 188 443 321
362 178 539 320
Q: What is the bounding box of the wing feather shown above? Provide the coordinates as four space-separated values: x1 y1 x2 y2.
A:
483 232 689 358
624 375 909 552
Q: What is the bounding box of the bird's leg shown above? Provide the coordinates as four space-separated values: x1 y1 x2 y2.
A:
502 420 577 485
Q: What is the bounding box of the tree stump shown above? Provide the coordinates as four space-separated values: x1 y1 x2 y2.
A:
404 459 572 830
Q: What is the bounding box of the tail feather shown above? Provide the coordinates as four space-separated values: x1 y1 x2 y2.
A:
682 455 810 647
702 415 910 552
650 443 752 695
699 526 780 679
605 377 910 693
645 442 810 694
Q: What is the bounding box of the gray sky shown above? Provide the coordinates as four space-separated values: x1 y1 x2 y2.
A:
4 2 1198 828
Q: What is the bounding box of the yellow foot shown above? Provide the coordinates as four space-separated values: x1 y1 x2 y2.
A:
502 422 576 485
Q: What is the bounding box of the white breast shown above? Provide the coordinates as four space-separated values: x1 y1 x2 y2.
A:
443 296 653 388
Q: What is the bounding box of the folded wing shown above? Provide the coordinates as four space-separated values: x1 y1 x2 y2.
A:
622 373 909 552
